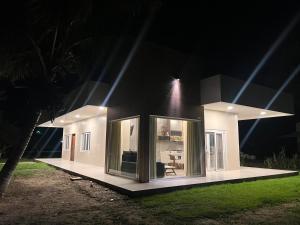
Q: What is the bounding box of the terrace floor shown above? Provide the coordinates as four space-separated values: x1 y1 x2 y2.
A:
36 158 298 197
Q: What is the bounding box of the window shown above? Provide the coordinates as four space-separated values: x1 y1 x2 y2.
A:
64 135 70 150
149 116 203 179
81 132 91 151
107 117 139 179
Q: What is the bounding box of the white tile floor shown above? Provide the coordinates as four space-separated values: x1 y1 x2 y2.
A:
36 158 298 196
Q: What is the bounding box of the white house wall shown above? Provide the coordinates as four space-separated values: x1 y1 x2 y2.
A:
62 115 107 167
204 109 240 170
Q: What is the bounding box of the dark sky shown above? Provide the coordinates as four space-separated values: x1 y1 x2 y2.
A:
146 1 300 81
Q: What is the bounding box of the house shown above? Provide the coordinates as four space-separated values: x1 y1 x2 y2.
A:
37 43 296 195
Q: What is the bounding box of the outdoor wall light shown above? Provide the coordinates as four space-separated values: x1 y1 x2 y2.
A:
260 111 267 115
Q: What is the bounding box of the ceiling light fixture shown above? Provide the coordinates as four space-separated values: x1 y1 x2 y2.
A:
75 114 80 118
260 111 267 115
227 106 234 110
60 120 64 123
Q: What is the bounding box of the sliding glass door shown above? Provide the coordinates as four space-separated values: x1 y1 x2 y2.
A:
149 116 203 179
107 116 139 179
205 131 225 171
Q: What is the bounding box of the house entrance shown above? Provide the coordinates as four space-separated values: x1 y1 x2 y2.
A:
70 134 76 161
205 131 225 171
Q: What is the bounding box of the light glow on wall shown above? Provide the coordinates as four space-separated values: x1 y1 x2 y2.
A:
169 78 182 115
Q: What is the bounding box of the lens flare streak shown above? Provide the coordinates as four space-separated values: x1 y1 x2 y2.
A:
240 64 300 149
232 13 300 104
102 12 156 106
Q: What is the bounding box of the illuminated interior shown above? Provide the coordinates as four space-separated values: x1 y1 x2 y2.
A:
107 117 139 179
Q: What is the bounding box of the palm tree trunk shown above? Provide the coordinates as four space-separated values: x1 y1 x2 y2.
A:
0 112 41 196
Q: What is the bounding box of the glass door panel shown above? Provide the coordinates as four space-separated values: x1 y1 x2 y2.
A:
205 132 215 171
107 117 139 179
205 131 225 171
216 133 224 170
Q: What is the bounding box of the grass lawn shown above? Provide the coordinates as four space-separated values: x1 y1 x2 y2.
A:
0 160 54 177
1 162 300 224
139 174 300 221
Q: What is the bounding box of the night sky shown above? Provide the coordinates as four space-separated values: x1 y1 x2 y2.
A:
1 0 300 157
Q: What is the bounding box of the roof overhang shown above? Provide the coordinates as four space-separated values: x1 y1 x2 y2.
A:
204 102 292 120
38 105 107 128
201 75 294 116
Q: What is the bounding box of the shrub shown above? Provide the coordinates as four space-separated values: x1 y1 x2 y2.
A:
240 152 256 166
264 148 300 170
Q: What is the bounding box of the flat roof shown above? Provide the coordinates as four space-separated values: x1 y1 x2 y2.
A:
201 75 294 115
38 105 107 128
204 102 293 120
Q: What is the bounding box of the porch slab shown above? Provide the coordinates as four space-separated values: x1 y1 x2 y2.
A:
36 158 298 197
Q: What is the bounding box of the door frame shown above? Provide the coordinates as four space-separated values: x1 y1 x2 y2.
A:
70 134 76 161
205 130 227 171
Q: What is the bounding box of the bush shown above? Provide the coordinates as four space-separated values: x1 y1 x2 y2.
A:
264 148 300 170
240 152 256 166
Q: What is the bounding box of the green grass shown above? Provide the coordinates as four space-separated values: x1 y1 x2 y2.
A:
139 175 300 221
0 161 54 177
0 158 33 163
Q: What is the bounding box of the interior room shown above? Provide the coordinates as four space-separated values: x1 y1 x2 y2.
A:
107 117 139 179
155 118 186 178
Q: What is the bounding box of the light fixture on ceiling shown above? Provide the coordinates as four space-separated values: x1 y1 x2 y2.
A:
99 106 105 110
60 120 65 123
227 106 234 110
260 111 267 115
75 114 80 118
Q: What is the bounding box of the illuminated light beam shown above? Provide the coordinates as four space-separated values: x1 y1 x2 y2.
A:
240 64 300 149
35 129 58 158
33 39 122 158
102 11 157 106
34 38 124 157
232 13 300 104
48 139 63 158
83 36 124 106
35 6 159 158
30 128 50 152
